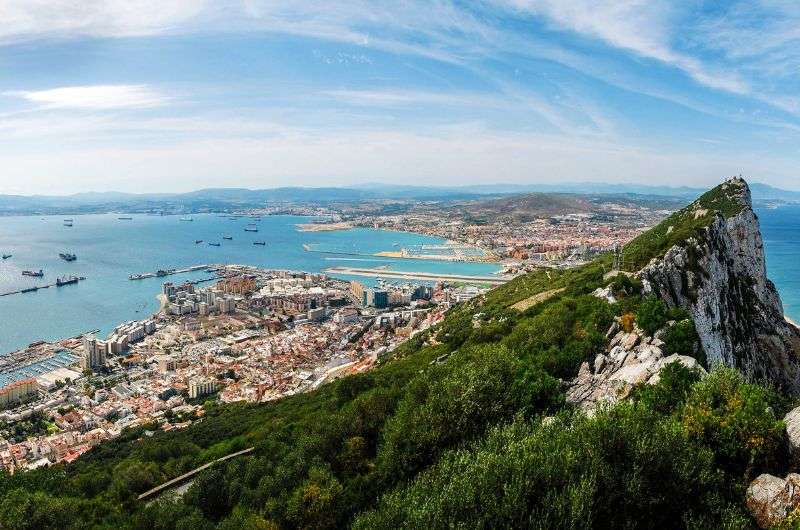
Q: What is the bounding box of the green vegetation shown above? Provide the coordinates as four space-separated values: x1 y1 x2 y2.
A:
0 181 781 529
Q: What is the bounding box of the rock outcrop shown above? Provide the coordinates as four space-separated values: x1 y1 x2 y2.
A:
746 473 800 529
566 326 706 411
639 177 800 392
784 406 800 464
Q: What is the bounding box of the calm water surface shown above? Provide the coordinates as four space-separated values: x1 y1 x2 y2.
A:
0 214 499 353
0 207 796 354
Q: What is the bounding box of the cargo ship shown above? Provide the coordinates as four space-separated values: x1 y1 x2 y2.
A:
56 276 80 286
22 270 44 277
59 252 77 261
21 286 39 293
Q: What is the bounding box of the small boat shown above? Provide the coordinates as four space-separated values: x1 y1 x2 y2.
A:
253 241 266 246
208 242 221 247
22 270 44 277
222 235 233 240
59 252 77 262
1 254 11 259
195 240 204 244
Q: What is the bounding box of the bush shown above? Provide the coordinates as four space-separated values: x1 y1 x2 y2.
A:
636 296 668 336
662 319 705 367
680 368 787 480
355 405 745 529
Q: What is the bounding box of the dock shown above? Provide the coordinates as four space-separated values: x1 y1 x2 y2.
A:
129 264 211 281
323 267 512 285
0 277 87 298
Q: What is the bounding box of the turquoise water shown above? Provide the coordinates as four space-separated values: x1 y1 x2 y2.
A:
757 205 800 323
0 214 500 354
0 207 796 355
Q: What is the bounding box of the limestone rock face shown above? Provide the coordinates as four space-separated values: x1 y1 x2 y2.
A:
746 473 800 529
639 178 800 392
565 329 706 411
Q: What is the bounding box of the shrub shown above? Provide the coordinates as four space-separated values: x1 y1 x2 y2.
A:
636 296 668 336
620 312 636 333
680 368 786 480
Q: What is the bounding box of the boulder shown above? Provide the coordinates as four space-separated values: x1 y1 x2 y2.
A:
746 473 800 529
620 332 640 350
784 406 800 462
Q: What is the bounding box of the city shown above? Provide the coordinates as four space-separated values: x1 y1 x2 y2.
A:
0 264 485 473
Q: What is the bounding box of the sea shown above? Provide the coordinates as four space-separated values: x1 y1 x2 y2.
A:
0 214 500 354
757 204 800 324
0 206 797 356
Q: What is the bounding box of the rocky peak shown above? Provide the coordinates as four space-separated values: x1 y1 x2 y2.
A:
637 177 800 391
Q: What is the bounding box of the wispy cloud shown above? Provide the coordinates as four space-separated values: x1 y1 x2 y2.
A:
4 85 166 109
0 0 205 42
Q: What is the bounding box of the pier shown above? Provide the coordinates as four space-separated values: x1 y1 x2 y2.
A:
129 264 211 281
0 277 87 298
323 266 512 285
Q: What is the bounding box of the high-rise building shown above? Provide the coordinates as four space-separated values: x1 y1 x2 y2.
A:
81 334 106 371
188 378 218 399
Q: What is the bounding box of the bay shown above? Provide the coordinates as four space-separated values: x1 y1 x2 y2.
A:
0 214 500 354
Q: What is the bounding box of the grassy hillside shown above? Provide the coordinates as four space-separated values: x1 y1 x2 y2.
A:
0 179 788 530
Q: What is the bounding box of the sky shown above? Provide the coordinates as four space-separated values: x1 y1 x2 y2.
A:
0 1 799 194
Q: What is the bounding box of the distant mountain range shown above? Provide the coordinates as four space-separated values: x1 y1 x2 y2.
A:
0 181 796 215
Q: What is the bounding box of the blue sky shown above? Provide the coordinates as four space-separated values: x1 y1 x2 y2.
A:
1 0 799 194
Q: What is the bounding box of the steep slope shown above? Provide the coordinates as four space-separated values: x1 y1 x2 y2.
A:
636 177 800 390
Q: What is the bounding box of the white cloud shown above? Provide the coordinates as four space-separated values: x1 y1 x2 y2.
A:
496 0 749 94
0 0 206 42
4 85 166 109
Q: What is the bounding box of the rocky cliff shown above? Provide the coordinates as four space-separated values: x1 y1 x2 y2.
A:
639 177 800 391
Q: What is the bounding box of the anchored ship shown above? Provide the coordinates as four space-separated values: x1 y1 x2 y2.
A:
1 254 11 259
59 252 77 261
56 276 80 286
22 270 44 277
208 242 221 247
180 217 194 222
195 240 204 244
244 224 259 232
253 241 266 246
223 235 233 240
